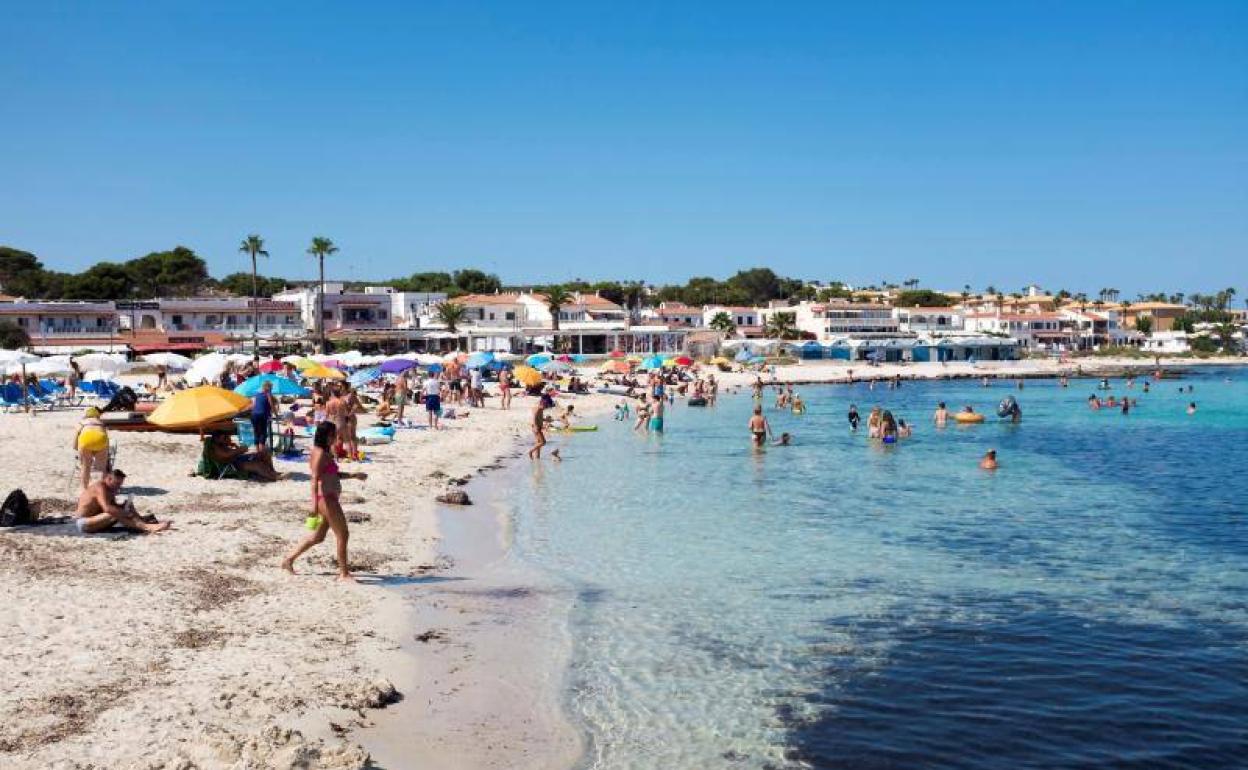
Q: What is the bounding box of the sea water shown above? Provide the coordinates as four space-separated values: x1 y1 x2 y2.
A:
504 368 1248 769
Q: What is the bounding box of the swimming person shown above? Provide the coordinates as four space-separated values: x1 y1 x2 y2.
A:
772 432 792 446
847 404 860 432
282 421 367 580
867 406 883 438
1187 402 1197 415
748 406 772 448
979 450 999 470
933 401 948 428
791 393 806 415
898 419 912 438
880 411 898 444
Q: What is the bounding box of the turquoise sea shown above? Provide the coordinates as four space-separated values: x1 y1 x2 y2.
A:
505 368 1248 769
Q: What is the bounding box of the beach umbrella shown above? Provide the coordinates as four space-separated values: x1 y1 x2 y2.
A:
184 352 227 384
29 355 73 376
555 354 573 363
641 355 665 370
426 363 444 374
234 374 310 398
148 386 251 429
303 364 346 380
627 354 643 363
414 353 442 366
348 366 382 388
709 356 732 366
259 359 285 373
281 354 306 364
484 359 514 372
513 365 543 387
600 360 631 374
526 353 552 367
734 348 753 363
74 352 130 374
466 351 495 369
495 351 521 362
443 351 467 363
380 358 417 374
142 352 193 370
608 350 626 359
338 350 365 366
538 360 574 375
672 355 694 367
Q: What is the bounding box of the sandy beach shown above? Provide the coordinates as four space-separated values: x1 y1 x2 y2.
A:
0 380 610 770
0 355 1240 769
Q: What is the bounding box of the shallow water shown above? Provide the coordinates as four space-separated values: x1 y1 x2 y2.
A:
504 369 1248 769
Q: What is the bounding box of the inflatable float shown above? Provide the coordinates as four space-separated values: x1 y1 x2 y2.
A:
687 397 708 407
953 412 985 424
558 424 599 433
359 426 396 444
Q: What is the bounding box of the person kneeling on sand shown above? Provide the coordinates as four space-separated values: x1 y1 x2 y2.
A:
75 469 170 534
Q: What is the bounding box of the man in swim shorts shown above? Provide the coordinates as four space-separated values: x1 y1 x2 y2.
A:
423 374 442 429
748 405 771 448
75 469 170 534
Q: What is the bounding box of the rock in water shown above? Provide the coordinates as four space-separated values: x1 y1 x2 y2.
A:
435 490 472 506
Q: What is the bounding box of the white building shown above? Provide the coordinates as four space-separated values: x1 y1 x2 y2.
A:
702 306 762 336
640 302 704 328
1140 331 1191 354
361 286 447 329
274 283 394 334
790 301 899 341
894 306 964 334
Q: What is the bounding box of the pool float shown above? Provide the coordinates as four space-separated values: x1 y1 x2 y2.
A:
558 425 599 433
954 412 985 424
687 397 708 407
359 426 396 444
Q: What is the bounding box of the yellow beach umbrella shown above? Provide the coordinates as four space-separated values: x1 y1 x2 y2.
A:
148 386 251 429
303 364 346 380
289 356 316 370
513 365 543 387
709 356 732 366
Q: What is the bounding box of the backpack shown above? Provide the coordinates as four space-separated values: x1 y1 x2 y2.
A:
0 489 34 527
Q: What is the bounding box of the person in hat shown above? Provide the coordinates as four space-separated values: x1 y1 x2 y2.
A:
75 469 170 534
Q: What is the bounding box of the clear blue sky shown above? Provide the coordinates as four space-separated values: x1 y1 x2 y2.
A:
3 1 1245 296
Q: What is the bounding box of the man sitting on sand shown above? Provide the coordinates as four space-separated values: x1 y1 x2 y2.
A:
75 469 170 534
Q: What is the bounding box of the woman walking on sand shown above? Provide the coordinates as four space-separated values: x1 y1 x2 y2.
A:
282 421 367 581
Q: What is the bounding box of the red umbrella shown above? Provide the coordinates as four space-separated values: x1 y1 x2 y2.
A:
673 355 694 367
259 360 284 373
608 350 626 359
556 354 574 362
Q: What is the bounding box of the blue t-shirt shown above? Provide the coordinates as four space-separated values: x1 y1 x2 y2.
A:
251 394 272 420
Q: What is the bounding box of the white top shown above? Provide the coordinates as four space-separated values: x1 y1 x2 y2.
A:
423 378 441 397
470 370 482 388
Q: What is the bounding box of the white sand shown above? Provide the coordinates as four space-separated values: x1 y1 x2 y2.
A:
0 381 608 770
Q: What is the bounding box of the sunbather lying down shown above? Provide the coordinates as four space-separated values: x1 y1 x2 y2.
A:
75 469 170 534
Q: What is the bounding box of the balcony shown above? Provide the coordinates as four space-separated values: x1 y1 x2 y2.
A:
34 325 119 337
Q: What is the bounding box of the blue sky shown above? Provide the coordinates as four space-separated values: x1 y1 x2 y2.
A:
3 1 1245 296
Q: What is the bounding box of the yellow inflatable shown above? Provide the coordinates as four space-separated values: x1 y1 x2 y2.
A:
954 412 985 424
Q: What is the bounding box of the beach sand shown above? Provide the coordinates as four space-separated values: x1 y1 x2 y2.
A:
0 383 607 770
0 355 1235 768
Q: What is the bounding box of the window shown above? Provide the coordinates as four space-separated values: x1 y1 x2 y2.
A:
379 310 387 320
17 317 27 327
172 315 183 325
226 315 238 325
322 310 332 320
505 311 515 321
205 314 220 325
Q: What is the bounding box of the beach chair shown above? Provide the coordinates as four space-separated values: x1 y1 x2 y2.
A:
195 438 244 480
2 382 52 411
233 417 275 452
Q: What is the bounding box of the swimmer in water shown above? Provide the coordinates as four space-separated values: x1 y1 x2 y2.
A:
1187 402 1197 415
933 401 948 428
748 405 772 448
847 404 860 432
772 432 792 446
791 393 806 415
979 450 998 470
898 419 912 438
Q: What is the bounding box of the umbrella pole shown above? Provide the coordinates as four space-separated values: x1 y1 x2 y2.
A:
21 363 32 416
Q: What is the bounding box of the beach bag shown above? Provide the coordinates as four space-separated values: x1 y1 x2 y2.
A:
0 489 34 527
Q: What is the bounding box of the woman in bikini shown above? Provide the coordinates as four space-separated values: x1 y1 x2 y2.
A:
281 421 367 580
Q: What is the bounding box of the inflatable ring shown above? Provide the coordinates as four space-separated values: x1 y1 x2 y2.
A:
954 412 985 424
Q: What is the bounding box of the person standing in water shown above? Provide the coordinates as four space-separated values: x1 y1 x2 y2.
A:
748 405 772 448
979 450 999 470
847 404 860 432
933 401 948 428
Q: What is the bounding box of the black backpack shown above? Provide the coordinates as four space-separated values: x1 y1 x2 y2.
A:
0 489 34 527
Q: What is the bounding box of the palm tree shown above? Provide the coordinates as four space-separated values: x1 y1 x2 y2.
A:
306 236 338 352
435 301 468 336
764 312 798 340
709 311 736 335
541 285 574 352
238 234 268 351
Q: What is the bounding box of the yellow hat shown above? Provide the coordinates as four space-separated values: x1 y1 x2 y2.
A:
84 407 100 418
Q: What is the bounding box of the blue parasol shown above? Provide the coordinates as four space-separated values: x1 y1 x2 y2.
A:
234 374 310 398
466 351 496 369
348 366 382 387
